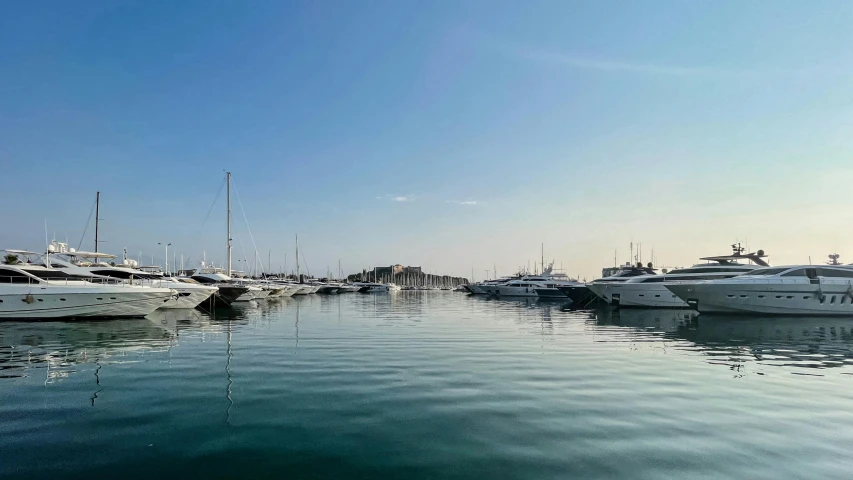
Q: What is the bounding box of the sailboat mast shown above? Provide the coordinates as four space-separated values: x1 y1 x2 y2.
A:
541 243 544 274
226 172 232 276
94 191 100 253
295 234 300 278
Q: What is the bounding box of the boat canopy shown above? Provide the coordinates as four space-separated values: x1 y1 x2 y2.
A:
56 251 117 259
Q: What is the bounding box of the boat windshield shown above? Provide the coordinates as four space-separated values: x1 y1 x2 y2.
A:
744 267 789 276
23 269 94 280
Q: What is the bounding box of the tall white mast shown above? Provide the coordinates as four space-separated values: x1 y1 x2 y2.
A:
226 172 232 276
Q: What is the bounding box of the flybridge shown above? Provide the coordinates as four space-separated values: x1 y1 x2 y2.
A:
699 243 769 267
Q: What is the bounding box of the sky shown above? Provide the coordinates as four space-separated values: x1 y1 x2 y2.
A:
2 0 853 280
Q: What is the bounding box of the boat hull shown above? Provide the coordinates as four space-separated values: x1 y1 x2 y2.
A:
557 285 605 308
0 289 175 319
534 288 568 298
159 289 216 309
605 283 689 308
667 282 853 316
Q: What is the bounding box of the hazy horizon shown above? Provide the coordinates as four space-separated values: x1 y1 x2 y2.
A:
2 1 851 280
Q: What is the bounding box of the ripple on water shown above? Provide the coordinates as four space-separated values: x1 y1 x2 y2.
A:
3 296 853 479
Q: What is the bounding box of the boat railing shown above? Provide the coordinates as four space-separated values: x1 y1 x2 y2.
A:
1 276 160 288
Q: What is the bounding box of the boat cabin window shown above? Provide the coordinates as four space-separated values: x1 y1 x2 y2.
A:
746 268 788 276
782 269 807 277
667 266 752 275
0 268 39 284
24 269 92 280
816 268 853 278
191 275 219 284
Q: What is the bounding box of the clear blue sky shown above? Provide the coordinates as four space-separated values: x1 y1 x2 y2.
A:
2 1 852 279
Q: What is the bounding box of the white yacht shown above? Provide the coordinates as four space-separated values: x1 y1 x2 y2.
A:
469 276 520 295
353 282 391 293
337 284 361 293
289 284 314 295
493 266 580 297
589 246 769 308
666 258 853 316
0 260 175 319
556 263 657 307
178 264 251 306
45 255 217 310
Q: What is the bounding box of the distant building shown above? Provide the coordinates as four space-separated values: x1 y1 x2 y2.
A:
373 265 421 276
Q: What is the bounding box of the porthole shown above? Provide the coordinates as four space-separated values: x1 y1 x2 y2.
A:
110 297 116 300
758 295 765 298
740 295 747 298
37 299 43 302
727 294 735 298
786 296 793 299
96 297 103 300
776 295 783 299
60 298 66 301
803 296 810 300
831 296 836 304
654 295 660 297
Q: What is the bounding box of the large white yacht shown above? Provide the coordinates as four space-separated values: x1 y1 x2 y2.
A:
666 257 853 316
556 263 657 307
44 249 218 310
468 275 522 295
492 265 580 297
589 246 769 308
353 282 391 293
0 258 175 319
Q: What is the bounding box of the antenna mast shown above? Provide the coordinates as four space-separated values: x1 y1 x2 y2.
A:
226 172 232 276
94 191 100 252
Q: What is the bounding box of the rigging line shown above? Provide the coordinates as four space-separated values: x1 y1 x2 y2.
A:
300 248 311 277
230 179 262 274
77 196 98 251
199 177 227 232
234 232 251 275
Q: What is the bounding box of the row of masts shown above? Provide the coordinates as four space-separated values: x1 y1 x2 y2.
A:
353 271 468 288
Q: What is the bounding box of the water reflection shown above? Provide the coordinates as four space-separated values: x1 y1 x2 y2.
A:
0 318 177 381
591 307 853 373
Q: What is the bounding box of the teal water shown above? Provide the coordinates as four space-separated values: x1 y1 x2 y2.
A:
3 293 853 479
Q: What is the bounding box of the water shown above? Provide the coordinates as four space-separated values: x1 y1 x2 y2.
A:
3 293 853 479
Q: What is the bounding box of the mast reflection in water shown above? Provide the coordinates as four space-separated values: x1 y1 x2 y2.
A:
3 294 853 480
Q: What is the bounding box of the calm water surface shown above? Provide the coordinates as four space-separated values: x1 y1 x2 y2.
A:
3 293 853 479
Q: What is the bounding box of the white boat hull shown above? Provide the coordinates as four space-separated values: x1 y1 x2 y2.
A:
494 285 539 297
0 288 175 319
158 289 216 309
667 281 853 316
596 283 688 308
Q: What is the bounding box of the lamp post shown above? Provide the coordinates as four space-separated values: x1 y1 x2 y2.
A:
158 242 172 275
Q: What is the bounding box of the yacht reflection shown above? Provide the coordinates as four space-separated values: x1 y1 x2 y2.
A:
593 307 853 372
0 318 176 381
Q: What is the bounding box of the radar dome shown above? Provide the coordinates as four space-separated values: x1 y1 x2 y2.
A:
757 249 765 256
47 244 56 253
69 247 76 253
